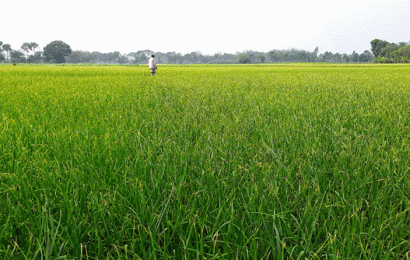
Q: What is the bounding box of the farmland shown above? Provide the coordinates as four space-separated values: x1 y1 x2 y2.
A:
1 64 410 259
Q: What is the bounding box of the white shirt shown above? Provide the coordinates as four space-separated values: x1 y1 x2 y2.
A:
148 57 157 69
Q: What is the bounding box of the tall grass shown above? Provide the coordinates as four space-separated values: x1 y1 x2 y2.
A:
1 64 410 259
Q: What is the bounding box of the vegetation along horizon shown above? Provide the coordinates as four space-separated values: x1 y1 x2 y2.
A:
0 63 410 259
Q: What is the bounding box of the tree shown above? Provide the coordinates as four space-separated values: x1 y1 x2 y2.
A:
117 54 128 64
67 51 92 63
358 53 368 62
164 52 179 64
268 50 280 63
389 45 410 62
29 42 39 55
189 51 200 64
380 43 400 58
128 50 154 64
11 50 26 63
90 52 102 63
21 42 30 60
33 51 43 63
2 44 11 62
0 41 3 62
108 51 121 63
43 40 72 63
342 53 350 62
359 50 373 63
321 51 334 62
350 51 359 62
373 40 410 63
370 39 389 57
313 47 319 55
333 53 342 63
237 53 251 64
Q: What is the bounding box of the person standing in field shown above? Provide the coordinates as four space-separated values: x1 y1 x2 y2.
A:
148 54 158 75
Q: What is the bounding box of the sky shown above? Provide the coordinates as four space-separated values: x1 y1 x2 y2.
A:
2 0 409 55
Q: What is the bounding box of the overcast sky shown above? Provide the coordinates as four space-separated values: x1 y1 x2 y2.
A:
2 0 409 55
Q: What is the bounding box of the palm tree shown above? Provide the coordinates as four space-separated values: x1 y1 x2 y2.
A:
21 42 30 60
2 44 12 62
29 42 39 55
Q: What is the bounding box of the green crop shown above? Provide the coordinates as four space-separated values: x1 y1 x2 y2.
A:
1 63 410 259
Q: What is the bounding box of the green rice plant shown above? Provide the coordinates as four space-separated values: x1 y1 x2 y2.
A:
0 63 410 259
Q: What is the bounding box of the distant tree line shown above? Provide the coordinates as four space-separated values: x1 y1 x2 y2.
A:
65 48 376 64
370 39 410 63
0 40 71 64
0 41 42 63
65 50 239 64
238 48 375 63
2 39 408 64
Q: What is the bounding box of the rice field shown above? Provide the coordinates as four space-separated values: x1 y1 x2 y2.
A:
1 63 410 259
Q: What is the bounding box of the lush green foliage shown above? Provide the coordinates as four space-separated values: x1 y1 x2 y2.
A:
43 41 72 63
375 45 410 63
372 39 410 63
370 39 390 58
1 39 374 64
1 64 410 259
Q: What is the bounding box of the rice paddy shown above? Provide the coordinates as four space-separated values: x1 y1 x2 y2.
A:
1 63 410 259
